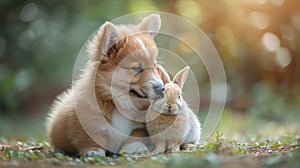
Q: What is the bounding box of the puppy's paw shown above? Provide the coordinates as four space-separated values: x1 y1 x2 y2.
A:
181 144 196 152
83 149 106 157
120 142 149 155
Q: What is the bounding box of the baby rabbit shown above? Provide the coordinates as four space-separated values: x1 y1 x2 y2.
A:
146 66 201 154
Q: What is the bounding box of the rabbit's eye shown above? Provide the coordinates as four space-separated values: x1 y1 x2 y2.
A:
178 95 181 99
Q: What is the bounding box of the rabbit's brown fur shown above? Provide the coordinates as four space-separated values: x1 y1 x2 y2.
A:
146 66 201 154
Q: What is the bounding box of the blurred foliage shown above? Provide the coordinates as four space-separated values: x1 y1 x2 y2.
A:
0 0 300 137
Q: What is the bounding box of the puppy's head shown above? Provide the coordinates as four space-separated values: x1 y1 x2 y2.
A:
87 14 164 100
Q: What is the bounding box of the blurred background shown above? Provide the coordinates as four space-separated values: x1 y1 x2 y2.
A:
0 0 299 138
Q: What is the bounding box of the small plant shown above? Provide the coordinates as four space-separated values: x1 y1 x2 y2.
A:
0 132 299 168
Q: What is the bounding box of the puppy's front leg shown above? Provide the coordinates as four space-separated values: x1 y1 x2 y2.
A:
121 128 150 155
129 94 151 111
152 141 167 154
114 94 150 122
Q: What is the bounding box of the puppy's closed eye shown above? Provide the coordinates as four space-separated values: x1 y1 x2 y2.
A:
132 66 144 73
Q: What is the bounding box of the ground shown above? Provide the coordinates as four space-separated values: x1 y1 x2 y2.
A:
0 130 299 168
1 110 299 168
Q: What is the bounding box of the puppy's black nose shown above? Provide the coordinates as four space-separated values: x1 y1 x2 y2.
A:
153 83 164 92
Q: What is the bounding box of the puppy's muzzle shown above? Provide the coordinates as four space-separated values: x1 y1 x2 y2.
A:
153 82 164 96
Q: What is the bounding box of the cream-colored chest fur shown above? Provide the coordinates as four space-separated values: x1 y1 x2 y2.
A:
111 109 145 135
147 111 190 141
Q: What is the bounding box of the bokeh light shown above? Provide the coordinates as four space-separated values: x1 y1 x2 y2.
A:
271 0 285 7
262 32 281 52
0 0 300 138
274 47 292 68
19 2 38 22
250 11 270 30
175 0 203 24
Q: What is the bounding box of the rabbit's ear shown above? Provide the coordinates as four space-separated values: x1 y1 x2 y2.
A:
173 66 190 88
156 64 171 84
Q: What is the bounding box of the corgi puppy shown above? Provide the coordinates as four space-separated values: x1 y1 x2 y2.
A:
45 14 164 156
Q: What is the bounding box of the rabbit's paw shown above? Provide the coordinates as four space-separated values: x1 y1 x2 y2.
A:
120 142 149 155
151 149 164 155
181 144 196 152
83 149 106 157
166 145 180 153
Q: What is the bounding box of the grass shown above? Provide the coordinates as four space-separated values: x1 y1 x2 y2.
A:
0 131 299 168
0 110 299 167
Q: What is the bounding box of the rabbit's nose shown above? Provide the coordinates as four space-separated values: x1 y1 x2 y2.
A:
167 105 172 109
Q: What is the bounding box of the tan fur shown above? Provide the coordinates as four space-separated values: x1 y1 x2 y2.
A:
46 14 163 156
146 66 201 154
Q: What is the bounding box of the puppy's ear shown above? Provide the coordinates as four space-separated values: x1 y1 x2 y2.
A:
99 22 120 55
87 22 120 60
156 64 171 84
139 14 161 38
173 66 190 88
